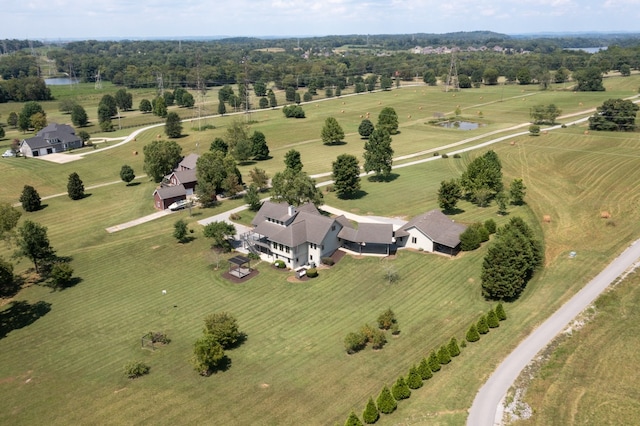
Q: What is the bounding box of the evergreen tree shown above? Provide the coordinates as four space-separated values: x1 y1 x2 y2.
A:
459 226 481 251
487 309 500 328
406 366 423 389
250 131 270 160
164 112 182 138
477 315 490 334
284 149 303 172
509 179 527 205
210 137 228 155
447 337 461 357
460 150 503 199
417 357 433 380
67 172 85 200
362 397 379 424
139 99 152 113
437 345 451 365
363 129 394 179
218 101 226 116
19 185 41 212
153 96 167 117
484 219 497 234
466 324 480 342
332 154 361 199
344 411 363 426
391 377 411 400
173 219 188 243
70 104 88 127
376 385 397 414
495 302 507 321
16 220 55 274
244 184 262 211
428 350 441 372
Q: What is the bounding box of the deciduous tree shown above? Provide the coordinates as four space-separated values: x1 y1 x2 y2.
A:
271 168 323 207
139 98 152 113
50 262 73 289
363 129 393 178
321 117 345 145
509 179 526 205
203 221 236 252
143 140 183 183
71 104 88 127
589 98 639 131
16 220 55 274
18 101 45 132
284 149 303 172
438 179 462 212
192 333 225 376
203 312 243 349
358 119 374 139
376 107 398 135
574 67 605 91
250 130 270 160
120 165 135 185
173 219 188 243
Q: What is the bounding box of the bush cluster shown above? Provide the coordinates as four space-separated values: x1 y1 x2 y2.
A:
321 256 335 266
282 105 305 118
124 361 150 379
466 303 507 343
344 309 399 354
192 312 245 376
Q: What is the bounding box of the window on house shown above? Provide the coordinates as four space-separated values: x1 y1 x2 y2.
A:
285 247 290 253
279 244 284 251
310 255 313 260
412 237 417 244
332 225 336 231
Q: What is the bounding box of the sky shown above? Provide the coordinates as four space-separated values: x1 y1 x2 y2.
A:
5 0 640 40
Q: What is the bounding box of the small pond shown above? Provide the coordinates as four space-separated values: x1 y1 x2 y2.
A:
44 77 80 85
439 121 480 130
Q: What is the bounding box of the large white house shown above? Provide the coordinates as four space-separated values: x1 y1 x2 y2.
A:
20 123 83 157
243 201 467 268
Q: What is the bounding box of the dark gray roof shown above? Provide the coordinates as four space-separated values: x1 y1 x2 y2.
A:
22 123 80 150
400 210 467 248
178 153 199 170
338 222 393 244
251 201 319 226
153 184 186 200
168 169 197 185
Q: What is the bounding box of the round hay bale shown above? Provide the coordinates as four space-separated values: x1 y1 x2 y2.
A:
340 110 344 113
133 150 138 155
543 215 552 223
407 115 411 119
510 141 516 146
600 211 611 219
419 106 423 110
584 130 589 135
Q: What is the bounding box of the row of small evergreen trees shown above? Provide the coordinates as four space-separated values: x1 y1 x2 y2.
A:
341 304 507 425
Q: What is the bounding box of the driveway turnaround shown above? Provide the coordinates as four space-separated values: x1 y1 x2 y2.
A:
467 238 640 425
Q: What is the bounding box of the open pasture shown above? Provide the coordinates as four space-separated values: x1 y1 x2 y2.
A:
0 76 639 425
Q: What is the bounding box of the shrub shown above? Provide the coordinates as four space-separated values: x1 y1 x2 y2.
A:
484 219 497 234
229 212 241 220
391 376 411 400
306 267 318 278
362 396 379 424
433 152 439 156
124 361 150 379
495 302 507 321
477 315 490 334
447 336 461 357
377 308 397 330
321 256 335 266
487 309 500 328
148 331 170 344
466 324 480 342
390 322 400 335
441 153 449 158
417 357 433 380
203 312 244 349
360 324 377 342
427 350 441 372
437 345 451 365
453 153 461 158
274 259 286 268
344 332 367 354
406 366 423 389
247 252 260 260
459 226 481 251
282 105 305 118
370 329 387 350
376 385 397 414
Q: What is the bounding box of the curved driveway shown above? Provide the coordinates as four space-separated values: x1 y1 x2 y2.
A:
467 239 640 425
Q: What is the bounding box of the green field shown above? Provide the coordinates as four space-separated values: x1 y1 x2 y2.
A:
0 76 639 425
516 270 640 425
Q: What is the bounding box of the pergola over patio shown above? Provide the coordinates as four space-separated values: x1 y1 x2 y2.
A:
228 255 251 278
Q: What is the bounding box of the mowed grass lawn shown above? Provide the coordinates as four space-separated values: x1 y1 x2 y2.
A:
0 77 639 425
519 271 640 425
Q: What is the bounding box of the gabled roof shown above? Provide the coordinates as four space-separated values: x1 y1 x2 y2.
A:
167 169 197 185
251 201 319 227
400 210 466 248
178 153 199 170
338 222 394 244
21 123 80 150
153 184 186 200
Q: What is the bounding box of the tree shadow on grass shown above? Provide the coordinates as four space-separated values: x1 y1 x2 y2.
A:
338 190 368 200
324 141 348 146
53 276 83 292
442 207 465 216
0 300 52 339
367 173 399 183
125 182 141 187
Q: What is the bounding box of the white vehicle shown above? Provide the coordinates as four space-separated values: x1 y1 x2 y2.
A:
1 150 15 158
168 200 189 211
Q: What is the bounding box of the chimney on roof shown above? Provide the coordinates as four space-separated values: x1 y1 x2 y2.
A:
288 205 296 217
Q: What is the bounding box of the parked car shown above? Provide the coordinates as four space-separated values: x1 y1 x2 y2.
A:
2 150 15 158
168 200 189 211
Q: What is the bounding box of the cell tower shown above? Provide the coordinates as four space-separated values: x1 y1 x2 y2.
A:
94 69 102 89
445 48 460 92
156 73 164 96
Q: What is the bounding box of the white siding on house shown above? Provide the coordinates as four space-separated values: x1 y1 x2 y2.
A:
403 226 434 252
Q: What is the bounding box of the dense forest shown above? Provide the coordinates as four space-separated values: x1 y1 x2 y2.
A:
1 32 640 103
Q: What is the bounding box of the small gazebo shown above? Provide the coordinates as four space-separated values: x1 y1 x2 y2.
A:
228 255 251 278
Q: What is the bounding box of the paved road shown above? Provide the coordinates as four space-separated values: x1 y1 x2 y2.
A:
467 238 640 425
